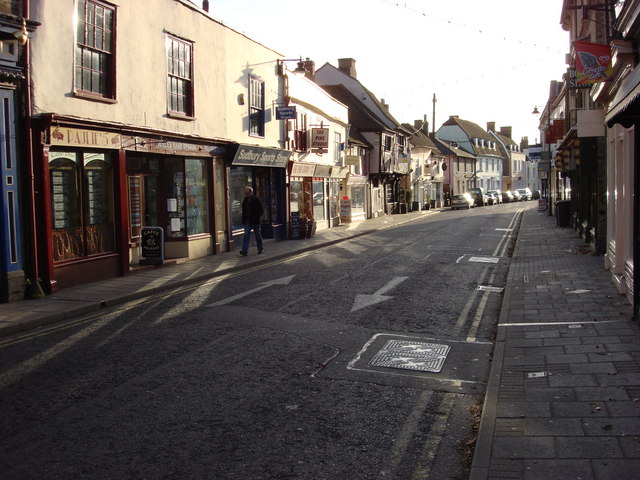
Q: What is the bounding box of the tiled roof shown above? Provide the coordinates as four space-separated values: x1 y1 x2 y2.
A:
433 138 476 159
320 84 390 131
441 116 500 156
401 123 438 149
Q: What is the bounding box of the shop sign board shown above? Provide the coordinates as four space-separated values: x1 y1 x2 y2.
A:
233 145 292 168
311 128 329 149
340 197 352 223
276 106 296 120
140 226 164 265
49 127 225 157
314 165 332 177
50 127 122 149
345 155 360 166
290 162 316 177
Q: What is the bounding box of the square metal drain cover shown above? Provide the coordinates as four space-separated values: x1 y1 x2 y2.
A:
369 340 450 373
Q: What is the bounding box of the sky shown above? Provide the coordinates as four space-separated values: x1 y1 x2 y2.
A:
209 0 570 144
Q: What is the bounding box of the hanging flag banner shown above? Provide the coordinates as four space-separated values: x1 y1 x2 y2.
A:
574 41 613 85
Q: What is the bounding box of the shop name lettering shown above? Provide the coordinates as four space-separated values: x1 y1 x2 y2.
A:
237 148 289 165
52 128 120 147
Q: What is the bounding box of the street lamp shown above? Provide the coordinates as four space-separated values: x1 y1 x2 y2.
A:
532 105 552 215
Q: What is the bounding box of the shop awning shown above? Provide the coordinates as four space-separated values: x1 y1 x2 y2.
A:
331 166 350 178
606 64 640 128
347 175 367 185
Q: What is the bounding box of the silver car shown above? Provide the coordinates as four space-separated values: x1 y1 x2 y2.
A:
451 193 474 210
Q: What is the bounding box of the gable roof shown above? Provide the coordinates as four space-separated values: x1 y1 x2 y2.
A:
320 84 391 132
433 138 476 159
401 123 438 150
441 116 500 157
316 62 403 131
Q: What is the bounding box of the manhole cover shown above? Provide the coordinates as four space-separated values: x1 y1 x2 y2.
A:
369 340 450 373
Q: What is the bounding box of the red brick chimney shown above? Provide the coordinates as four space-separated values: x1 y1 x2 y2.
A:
338 58 357 78
500 126 513 139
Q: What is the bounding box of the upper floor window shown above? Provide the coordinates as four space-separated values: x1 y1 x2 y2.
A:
166 35 194 118
75 0 115 100
334 132 342 164
383 134 392 152
293 112 307 151
249 76 265 137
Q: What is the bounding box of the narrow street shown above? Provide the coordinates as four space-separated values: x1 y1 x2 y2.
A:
0 204 523 479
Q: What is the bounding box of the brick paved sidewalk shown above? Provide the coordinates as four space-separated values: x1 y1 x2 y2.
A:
470 208 639 480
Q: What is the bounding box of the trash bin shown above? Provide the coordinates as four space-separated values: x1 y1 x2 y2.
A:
555 200 571 227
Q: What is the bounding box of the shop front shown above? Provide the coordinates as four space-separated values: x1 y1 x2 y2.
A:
344 175 368 221
36 119 230 292
229 145 290 247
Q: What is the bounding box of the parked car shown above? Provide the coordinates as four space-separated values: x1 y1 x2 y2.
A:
451 193 474 210
486 192 497 205
517 188 533 201
501 191 514 203
487 190 502 204
510 190 522 202
532 190 541 200
466 187 488 206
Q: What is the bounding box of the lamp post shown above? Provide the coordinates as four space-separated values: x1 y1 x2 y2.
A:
532 106 552 215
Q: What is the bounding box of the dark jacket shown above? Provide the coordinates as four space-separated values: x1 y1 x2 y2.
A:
242 195 264 225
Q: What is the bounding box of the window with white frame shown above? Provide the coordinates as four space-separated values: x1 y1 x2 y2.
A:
249 75 265 137
75 0 116 99
334 132 342 164
166 34 193 117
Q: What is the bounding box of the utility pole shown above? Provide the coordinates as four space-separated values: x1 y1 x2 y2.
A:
432 93 437 135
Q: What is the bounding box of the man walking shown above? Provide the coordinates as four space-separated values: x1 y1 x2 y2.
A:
239 186 264 256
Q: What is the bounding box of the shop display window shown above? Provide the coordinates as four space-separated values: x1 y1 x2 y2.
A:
164 157 186 237
312 179 324 221
351 185 365 210
49 151 115 261
230 167 252 229
185 158 209 235
329 179 340 218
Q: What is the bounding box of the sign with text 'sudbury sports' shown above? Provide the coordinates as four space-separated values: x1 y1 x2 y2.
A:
276 106 296 120
232 145 292 168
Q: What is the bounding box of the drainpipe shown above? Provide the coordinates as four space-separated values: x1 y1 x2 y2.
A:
23 0 43 296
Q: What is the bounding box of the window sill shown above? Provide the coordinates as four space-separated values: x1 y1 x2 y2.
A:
73 91 117 104
249 133 265 139
167 112 196 121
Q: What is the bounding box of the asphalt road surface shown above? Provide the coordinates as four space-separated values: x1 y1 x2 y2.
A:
1 203 526 479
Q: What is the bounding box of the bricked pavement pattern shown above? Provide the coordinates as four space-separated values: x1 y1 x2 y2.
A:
470 207 639 480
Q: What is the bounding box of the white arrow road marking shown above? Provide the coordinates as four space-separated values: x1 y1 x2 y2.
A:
351 276 408 312
205 275 295 307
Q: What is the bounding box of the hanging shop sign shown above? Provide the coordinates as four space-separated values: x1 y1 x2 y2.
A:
232 145 292 168
276 106 297 120
574 41 613 85
345 155 360 166
310 128 329 149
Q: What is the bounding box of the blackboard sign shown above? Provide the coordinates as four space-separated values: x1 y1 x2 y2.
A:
290 212 300 239
140 226 164 265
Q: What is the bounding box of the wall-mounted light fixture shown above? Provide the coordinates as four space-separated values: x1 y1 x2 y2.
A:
237 93 245 105
13 19 29 45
